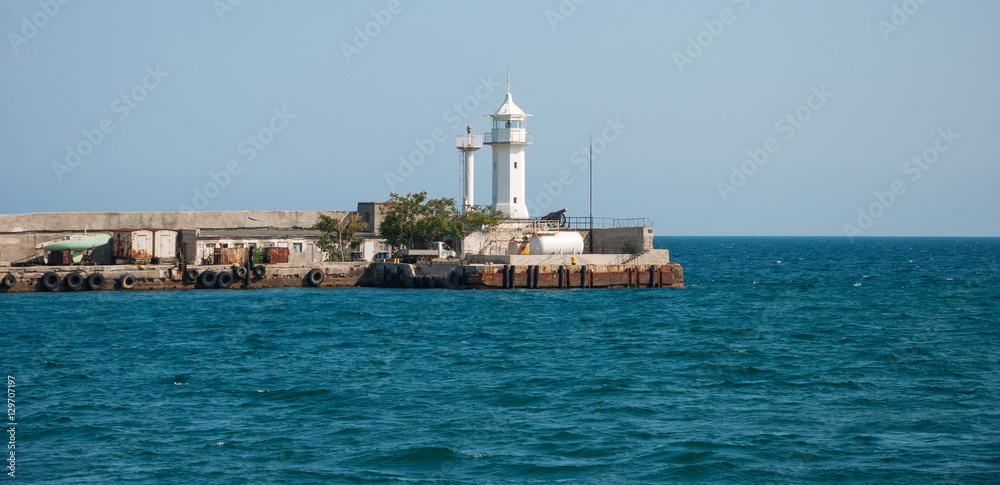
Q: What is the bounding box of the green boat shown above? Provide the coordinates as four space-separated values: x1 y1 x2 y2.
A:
36 234 111 263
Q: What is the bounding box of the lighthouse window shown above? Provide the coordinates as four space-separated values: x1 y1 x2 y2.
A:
514 197 518 203
514 162 518 169
493 119 523 129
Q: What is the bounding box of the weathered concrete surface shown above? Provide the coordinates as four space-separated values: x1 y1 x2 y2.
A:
621 249 672 265
464 252 669 266
0 262 369 293
0 210 350 263
0 210 350 233
362 261 684 290
590 226 654 254
1 257 684 293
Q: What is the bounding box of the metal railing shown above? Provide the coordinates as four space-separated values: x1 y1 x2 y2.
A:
502 218 564 231
562 217 652 229
455 135 482 148
483 131 533 144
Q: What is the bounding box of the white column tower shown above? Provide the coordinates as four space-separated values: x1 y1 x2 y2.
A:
484 73 533 219
455 125 482 214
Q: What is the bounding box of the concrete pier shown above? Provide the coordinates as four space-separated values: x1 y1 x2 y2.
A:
0 262 370 293
1 258 683 293
362 261 684 290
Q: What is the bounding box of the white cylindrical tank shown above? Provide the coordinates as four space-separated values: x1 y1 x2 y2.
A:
528 232 584 255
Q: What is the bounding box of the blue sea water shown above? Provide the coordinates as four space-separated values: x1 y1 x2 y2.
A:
3 237 1000 484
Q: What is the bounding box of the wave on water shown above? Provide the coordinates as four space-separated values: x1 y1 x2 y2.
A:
3 237 999 483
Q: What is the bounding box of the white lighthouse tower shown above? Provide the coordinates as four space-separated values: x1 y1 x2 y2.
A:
485 74 533 219
455 125 483 214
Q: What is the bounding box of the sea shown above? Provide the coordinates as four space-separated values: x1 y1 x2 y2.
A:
3 237 999 484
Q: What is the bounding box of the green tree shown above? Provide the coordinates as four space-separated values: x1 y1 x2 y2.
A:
377 192 504 249
457 204 505 231
314 214 367 261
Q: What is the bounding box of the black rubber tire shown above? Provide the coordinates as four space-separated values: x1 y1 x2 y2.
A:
306 268 325 287
119 274 137 290
1 274 15 288
233 266 248 279
198 270 217 288
64 272 84 291
40 272 60 291
252 265 266 279
85 273 106 291
185 268 200 283
216 271 233 289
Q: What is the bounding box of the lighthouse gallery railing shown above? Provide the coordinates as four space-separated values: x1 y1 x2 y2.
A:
483 131 533 144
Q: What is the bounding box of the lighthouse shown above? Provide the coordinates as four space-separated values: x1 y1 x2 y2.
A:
484 74 533 219
455 125 482 214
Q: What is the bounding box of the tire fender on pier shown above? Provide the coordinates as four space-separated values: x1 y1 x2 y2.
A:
306 269 325 287
40 272 60 291
85 273 106 291
216 271 233 289
198 270 217 288
64 272 84 291
252 265 266 279
119 274 137 290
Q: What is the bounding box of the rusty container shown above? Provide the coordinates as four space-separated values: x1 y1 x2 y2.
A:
264 247 289 264
113 230 154 260
217 247 249 265
152 230 178 262
48 250 72 265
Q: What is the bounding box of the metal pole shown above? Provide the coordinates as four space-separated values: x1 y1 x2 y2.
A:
589 135 593 254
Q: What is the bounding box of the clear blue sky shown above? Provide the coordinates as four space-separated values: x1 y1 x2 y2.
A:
2 0 998 236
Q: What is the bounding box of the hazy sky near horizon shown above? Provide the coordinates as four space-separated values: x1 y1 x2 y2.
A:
2 1 998 236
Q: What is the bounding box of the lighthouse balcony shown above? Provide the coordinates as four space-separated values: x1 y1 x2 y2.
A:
455 135 483 149
484 131 533 145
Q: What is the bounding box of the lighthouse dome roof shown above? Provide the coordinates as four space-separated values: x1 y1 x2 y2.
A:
491 92 531 118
